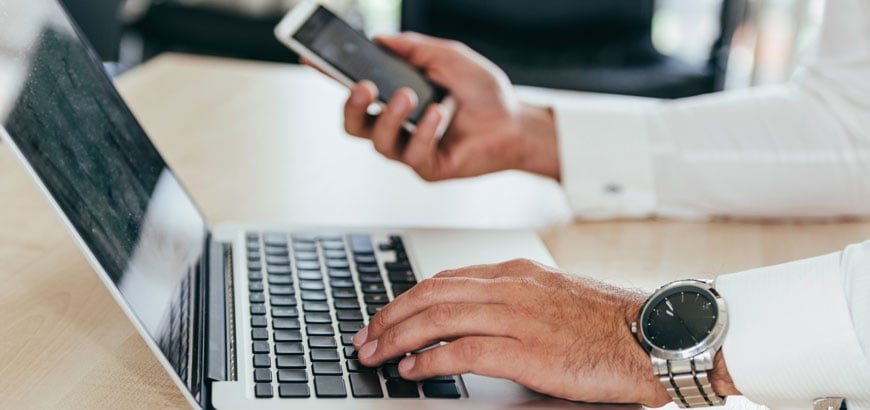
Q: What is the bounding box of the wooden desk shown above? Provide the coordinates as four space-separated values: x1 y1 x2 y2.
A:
1 54 868 409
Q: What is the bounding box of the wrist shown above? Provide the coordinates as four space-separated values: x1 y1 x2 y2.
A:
512 103 561 181
622 293 673 407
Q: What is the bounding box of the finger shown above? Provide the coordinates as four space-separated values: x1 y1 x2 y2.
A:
400 105 443 179
397 337 526 382
356 303 525 367
375 32 457 71
370 88 417 160
344 81 378 137
354 277 511 347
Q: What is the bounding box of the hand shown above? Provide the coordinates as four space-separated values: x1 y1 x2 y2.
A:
341 32 560 182
352 259 671 405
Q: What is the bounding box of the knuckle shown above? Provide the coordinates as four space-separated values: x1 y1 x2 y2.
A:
426 304 458 326
382 327 403 349
456 339 485 362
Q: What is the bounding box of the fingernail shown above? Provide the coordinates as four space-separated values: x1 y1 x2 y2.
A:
353 327 368 346
424 106 441 126
351 88 369 105
399 355 416 373
359 339 378 359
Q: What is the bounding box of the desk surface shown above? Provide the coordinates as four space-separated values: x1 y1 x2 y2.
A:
1 54 868 409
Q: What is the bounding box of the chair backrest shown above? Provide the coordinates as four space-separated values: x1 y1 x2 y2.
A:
402 0 656 51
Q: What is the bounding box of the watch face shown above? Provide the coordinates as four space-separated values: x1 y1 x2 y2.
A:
642 286 719 351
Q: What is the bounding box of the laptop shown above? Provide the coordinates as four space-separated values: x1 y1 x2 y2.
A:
0 1 589 409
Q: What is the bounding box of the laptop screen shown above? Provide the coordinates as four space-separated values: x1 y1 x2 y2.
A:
0 0 207 399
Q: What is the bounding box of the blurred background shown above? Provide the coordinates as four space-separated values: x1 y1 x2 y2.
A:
61 0 827 97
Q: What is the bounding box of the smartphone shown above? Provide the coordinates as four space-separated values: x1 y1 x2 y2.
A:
274 0 456 134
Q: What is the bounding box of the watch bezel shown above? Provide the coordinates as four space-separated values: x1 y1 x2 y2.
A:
636 279 729 361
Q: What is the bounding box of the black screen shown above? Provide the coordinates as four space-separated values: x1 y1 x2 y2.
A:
642 287 718 350
293 6 445 124
0 1 206 398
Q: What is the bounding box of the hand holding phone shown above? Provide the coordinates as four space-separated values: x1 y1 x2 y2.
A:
274 0 456 134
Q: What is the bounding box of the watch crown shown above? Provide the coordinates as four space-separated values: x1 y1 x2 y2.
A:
630 322 637 335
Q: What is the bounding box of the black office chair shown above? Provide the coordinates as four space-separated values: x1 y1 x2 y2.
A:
401 0 746 98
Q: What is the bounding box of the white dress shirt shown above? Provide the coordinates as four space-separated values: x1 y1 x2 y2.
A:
552 0 870 408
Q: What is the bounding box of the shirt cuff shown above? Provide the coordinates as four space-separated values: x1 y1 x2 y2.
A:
551 97 658 219
716 251 870 409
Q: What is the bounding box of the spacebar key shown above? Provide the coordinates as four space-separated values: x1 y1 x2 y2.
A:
349 373 384 398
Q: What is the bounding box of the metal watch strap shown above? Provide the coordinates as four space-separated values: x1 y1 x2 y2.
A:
652 352 726 408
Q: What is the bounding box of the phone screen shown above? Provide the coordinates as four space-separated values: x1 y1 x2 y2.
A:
293 6 446 124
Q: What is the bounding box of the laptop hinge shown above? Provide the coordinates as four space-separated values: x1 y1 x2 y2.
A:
206 239 236 383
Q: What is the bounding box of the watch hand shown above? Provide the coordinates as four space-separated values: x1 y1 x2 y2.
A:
671 310 699 344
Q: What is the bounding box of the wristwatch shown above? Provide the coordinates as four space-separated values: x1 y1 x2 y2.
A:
632 280 729 408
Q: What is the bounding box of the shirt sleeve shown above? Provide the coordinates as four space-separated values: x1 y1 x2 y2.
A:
715 241 870 409
553 0 870 220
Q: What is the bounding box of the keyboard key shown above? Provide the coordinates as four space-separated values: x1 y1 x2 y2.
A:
349 372 384 398
303 302 330 312
268 275 293 285
330 278 355 288
388 270 417 284
367 305 385 316
333 299 360 310
341 334 354 346
248 271 263 282
272 307 299 318
382 364 401 379
339 321 365 333
344 346 358 359
248 261 262 272
385 261 411 271
324 250 347 260
301 291 327 301
251 328 268 340
336 310 364 322
263 234 288 246
254 383 273 398
265 246 289 256
267 265 291 275
386 379 420 398
362 283 386 294
300 281 325 291
250 304 266 315
346 359 375 373
269 285 295 296
279 383 311 398
309 336 338 348
293 242 317 252
424 376 456 383
267 256 291 266
291 233 317 243
298 270 323 281
249 282 264 292
349 235 374 252
358 274 384 284
253 354 271 368
312 362 343 375
332 288 357 299
273 318 301 330
422 382 461 398
328 269 352 279
354 254 377 264
252 341 270 354
310 349 340 362
254 368 272 382
296 260 321 271
321 240 346 250
250 292 265 303
277 369 308 383
251 316 268 328
364 294 389 304
275 355 306 369
356 264 380 274
270 296 297 307
275 342 304 355
274 330 303 342
306 324 335 336
326 260 349 269
247 253 261 261
315 375 348 398
305 312 332 324
392 284 415 297
295 251 319 261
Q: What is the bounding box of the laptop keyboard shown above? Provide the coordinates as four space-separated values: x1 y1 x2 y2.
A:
245 232 463 399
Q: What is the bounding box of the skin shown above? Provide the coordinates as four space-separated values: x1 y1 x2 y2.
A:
330 32 741 404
